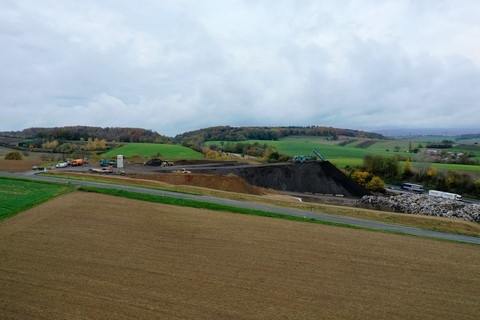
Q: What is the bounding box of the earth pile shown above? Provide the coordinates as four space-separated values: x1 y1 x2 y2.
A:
196 161 369 198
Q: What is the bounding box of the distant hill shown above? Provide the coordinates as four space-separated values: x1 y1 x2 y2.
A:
373 127 480 137
0 125 385 149
174 126 386 149
0 126 172 144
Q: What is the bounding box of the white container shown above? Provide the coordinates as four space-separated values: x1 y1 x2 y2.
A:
117 155 124 168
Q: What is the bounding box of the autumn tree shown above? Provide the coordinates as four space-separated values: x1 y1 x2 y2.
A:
4 151 22 160
350 170 385 192
366 176 386 192
363 155 399 178
403 158 413 178
427 167 438 178
85 137 107 150
351 171 369 187
42 140 59 151
475 179 480 192
59 143 76 154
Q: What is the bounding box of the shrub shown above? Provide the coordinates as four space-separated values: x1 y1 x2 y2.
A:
4 151 23 160
366 176 386 192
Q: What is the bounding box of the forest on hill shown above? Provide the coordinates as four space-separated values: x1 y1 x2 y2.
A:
0 125 387 160
173 126 386 150
1 126 172 144
1 125 385 148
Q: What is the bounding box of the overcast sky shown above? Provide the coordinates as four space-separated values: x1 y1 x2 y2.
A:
1 0 479 136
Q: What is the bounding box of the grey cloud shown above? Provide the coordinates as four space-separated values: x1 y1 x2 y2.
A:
1 0 479 136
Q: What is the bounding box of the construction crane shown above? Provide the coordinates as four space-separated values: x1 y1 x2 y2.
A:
312 149 327 161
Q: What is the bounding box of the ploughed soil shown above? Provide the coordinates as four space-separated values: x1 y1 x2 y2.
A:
0 159 44 172
0 192 479 320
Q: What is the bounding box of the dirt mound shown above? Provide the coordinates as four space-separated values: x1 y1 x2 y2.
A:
17 159 369 198
129 173 266 195
196 161 370 198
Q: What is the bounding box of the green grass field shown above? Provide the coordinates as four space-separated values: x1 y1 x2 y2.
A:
0 177 73 220
207 136 480 173
411 162 480 173
101 143 204 160
213 136 405 165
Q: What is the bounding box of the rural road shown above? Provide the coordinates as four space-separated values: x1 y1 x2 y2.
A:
2 171 480 245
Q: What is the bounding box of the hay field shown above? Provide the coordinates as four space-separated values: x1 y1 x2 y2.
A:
0 192 479 320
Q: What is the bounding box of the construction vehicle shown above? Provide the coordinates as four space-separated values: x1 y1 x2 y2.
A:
71 158 84 166
292 149 327 163
312 149 327 161
55 162 68 168
100 159 117 167
89 167 113 174
293 155 316 163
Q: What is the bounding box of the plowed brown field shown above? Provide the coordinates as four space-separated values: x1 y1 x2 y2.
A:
1 192 479 320
0 159 43 172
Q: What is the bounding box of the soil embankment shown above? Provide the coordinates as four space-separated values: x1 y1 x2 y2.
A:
191 161 369 198
1 158 369 198
130 172 267 195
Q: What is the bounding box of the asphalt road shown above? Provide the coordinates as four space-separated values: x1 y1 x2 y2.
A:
2 170 480 245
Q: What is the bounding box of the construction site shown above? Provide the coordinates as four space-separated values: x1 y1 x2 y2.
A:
124 147 367 200
13 156 368 205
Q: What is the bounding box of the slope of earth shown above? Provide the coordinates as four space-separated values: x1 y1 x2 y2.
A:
129 172 267 195
0 192 479 320
193 161 370 197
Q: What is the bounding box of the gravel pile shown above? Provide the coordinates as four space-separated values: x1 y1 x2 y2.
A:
357 193 480 223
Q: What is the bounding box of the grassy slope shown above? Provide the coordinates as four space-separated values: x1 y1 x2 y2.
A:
209 136 480 172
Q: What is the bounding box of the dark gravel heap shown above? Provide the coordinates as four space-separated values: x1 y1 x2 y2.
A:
199 162 370 198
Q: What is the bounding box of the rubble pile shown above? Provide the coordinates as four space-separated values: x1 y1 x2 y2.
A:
357 193 480 223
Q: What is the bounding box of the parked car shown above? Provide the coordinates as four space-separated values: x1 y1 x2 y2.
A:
55 162 68 168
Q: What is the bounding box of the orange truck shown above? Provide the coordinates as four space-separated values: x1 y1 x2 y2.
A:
71 158 84 166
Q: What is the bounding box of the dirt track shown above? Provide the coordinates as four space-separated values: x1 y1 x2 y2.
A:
1 192 479 320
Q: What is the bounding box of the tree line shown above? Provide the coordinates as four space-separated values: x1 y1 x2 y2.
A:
2 126 172 144
174 125 386 150
345 154 480 198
